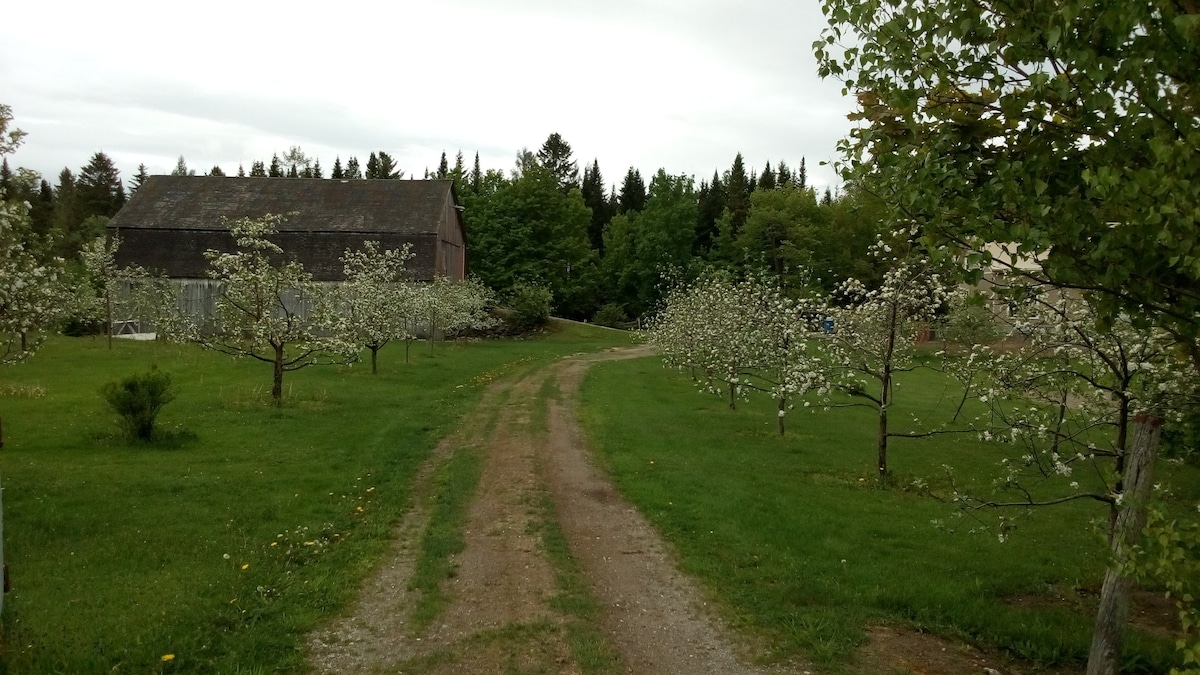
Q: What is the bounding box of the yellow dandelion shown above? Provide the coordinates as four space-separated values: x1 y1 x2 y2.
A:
270 542 278 547
161 654 175 662
241 564 249 570
304 541 315 546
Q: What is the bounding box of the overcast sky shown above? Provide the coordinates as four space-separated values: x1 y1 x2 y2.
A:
1 0 856 194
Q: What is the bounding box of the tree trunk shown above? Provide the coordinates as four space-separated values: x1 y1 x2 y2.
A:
271 343 285 404
728 380 736 410
777 397 786 436
370 346 378 375
106 288 113 350
877 301 899 478
1086 412 1163 675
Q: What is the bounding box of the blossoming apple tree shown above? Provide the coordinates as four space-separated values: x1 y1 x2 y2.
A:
180 214 356 403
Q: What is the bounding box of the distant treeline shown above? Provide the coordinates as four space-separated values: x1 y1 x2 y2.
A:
2 133 889 322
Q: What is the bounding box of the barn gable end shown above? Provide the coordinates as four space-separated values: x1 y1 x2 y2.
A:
107 176 467 282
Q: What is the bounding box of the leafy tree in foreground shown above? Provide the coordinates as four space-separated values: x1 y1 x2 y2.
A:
816 2 1200 671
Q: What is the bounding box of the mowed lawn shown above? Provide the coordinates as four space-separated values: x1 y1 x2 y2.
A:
0 323 631 674
580 355 1198 673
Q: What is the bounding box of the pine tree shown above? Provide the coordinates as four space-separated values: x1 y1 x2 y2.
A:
78 152 126 217
618 168 646 214
269 154 283 178
345 156 362 179
170 155 193 177
331 156 344 179
372 151 401 179
250 161 267 177
536 132 580 193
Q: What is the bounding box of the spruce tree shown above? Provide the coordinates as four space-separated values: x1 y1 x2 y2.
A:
797 157 807 191
51 167 81 258
209 165 226 176
311 158 323 179
331 156 344 179
777 160 792 187
345 156 362 179
695 171 726 256
617 167 647 214
757 161 777 190
268 154 283 178
0 158 12 197
236 164 246 177
78 152 126 217
536 132 580 193
725 153 751 240
436 151 449 179
287 164 299 178
31 179 54 238
471 152 482 194
250 161 267 177
581 159 611 251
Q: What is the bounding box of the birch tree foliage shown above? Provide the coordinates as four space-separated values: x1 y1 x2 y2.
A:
180 214 355 402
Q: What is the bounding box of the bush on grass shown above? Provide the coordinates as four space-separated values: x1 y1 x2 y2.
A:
592 303 628 328
100 366 177 441
507 282 553 331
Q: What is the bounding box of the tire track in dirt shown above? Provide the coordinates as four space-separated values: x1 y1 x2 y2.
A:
308 346 812 674
542 348 812 675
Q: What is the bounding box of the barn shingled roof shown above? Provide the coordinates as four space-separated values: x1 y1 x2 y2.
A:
107 176 464 281
108 175 457 234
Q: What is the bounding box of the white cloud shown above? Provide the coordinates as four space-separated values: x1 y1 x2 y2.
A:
1 0 854 190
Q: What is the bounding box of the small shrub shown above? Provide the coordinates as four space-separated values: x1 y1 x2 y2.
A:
507 282 553 331
592 303 628 328
100 367 177 441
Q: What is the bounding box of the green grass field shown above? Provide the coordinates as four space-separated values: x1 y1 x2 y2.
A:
580 356 1197 673
0 323 630 674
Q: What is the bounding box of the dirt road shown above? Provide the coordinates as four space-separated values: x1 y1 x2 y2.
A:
307 346 811 674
